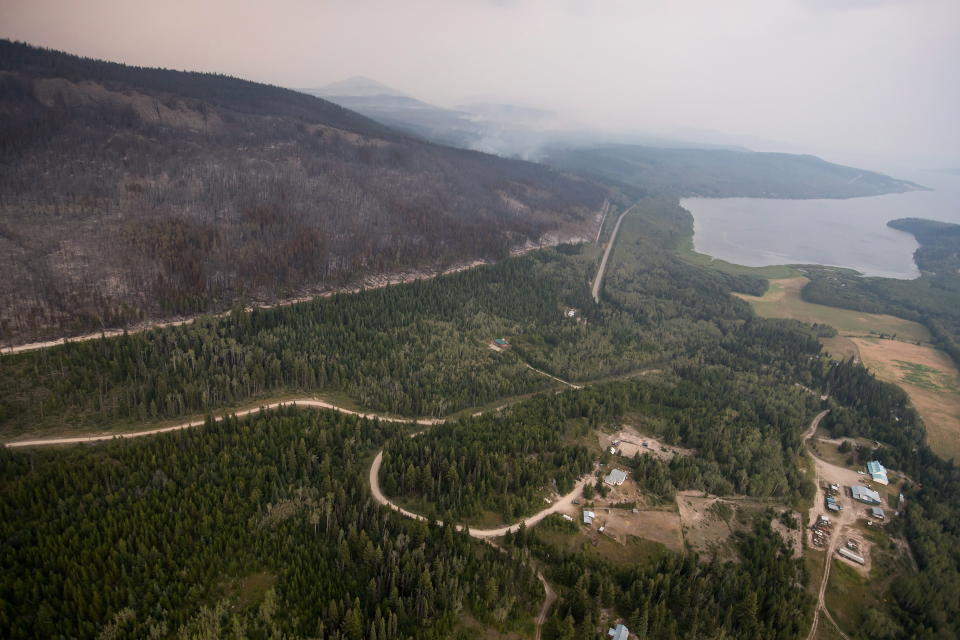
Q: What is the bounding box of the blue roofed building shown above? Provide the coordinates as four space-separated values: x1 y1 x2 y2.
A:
866 460 889 485
608 623 629 640
851 485 882 505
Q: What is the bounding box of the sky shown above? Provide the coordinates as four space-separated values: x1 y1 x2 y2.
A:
2 0 958 168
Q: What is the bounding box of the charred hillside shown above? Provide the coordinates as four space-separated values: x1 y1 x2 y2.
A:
0 41 604 345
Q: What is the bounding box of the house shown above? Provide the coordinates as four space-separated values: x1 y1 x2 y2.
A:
871 506 885 520
866 460 889 485
583 510 596 525
604 469 628 486
850 485 882 505
608 624 629 640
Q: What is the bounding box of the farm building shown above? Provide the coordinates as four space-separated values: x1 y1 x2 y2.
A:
866 460 889 485
608 624 629 640
871 507 885 520
604 469 628 486
850 485 882 505
838 548 865 565
583 510 596 525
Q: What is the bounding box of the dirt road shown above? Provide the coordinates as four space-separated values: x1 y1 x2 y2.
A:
4 399 440 448
525 363 582 389
591 204 636 303
804 409 860 640
368 449 592 537
534 573 557 640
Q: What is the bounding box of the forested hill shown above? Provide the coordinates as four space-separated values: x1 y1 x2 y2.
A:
0 40 605 345
543 144 923 199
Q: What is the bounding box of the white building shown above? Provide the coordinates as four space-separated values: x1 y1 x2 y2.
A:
604 469 628 486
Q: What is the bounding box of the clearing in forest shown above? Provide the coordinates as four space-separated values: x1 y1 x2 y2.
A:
852 338 960 462
676 491 802 561
735 277 930 344
739 277 960 462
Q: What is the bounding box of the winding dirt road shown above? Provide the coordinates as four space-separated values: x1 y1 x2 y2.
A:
591 204 636 303
368 450 592 538
4 399 440 448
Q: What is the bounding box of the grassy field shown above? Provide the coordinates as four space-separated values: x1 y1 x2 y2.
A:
853 337 960 462
675 237 802 279
737 276 960 463
735 277 931 343
824 557 877 635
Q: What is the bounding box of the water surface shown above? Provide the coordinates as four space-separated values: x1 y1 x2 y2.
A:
682 170 960 280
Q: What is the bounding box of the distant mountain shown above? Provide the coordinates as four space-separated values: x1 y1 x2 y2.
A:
543 144 925 199
454 103 555 126
299 81 485 148
0 41 605 345
313 75 407 98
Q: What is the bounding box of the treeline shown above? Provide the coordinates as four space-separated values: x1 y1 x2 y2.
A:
0 39 604 343
0 407 543 639
515 514 811 640
818 357 960 638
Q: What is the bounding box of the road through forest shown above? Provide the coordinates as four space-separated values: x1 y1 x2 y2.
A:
591 204 636 303
5 203 624 636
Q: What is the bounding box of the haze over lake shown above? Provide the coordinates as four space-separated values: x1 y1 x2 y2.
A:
683 171 960 280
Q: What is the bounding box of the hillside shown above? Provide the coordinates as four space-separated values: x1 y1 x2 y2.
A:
544 144 924 199
0 41 605 345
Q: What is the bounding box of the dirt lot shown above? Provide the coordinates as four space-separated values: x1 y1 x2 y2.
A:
599 426 692 461
852 337 960 462
590 507 684 552
675 491 801 559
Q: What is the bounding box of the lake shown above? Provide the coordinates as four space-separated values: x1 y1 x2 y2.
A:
682 170 960 280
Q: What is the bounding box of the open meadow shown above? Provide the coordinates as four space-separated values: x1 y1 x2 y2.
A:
738 277 960 462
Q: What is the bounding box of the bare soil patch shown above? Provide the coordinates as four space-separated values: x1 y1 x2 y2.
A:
588 508 684 552
675 491 795 560
599 426 693 461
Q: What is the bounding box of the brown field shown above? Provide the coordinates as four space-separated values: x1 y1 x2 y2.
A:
595 508 684 552
853 337 960 462
738 276 959 463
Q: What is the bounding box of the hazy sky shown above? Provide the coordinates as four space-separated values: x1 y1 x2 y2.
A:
2 0 958 167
